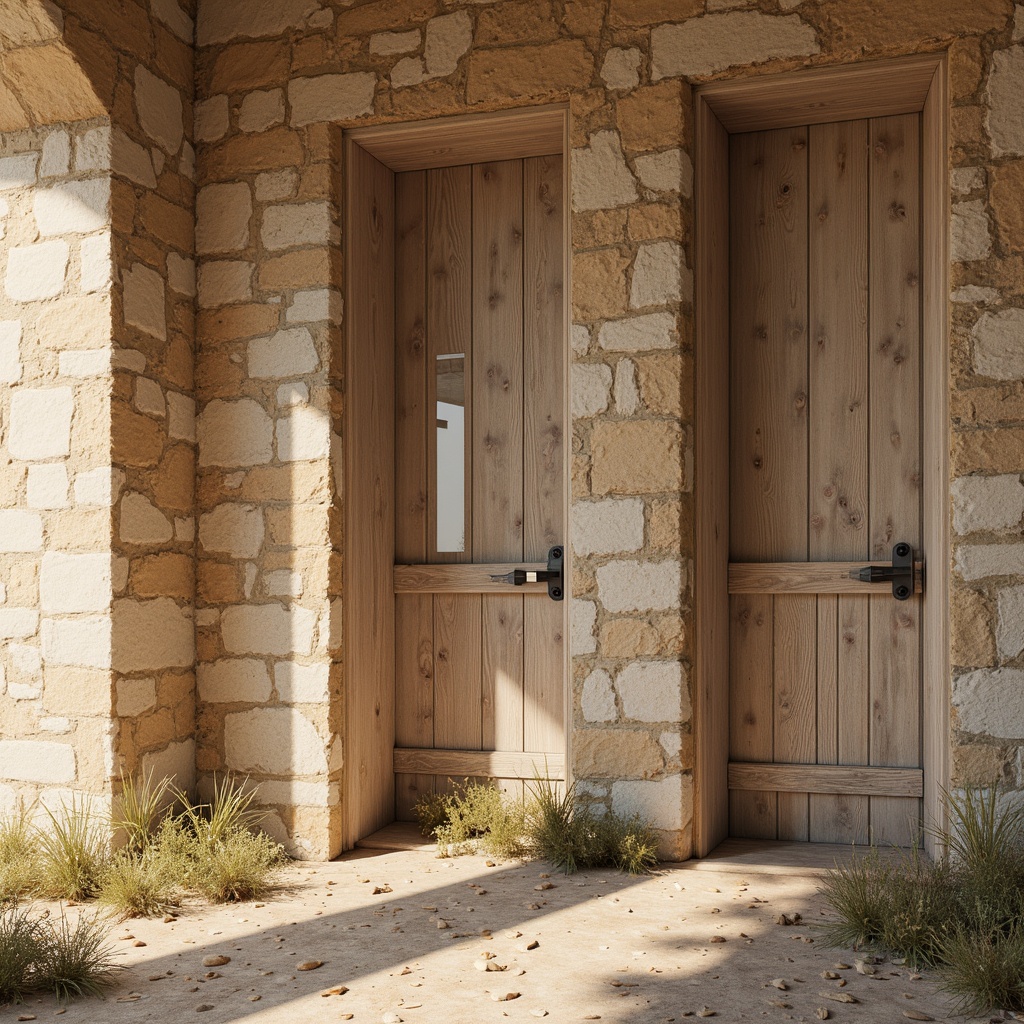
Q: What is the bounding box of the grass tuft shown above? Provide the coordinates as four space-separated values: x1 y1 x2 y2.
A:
112 771 173 856
0 805 42 905
0 905 43 1003
96 850 178 920
35 797 109 902
33 910 121 1002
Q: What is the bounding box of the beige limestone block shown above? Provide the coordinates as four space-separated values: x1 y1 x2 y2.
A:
616 660 687 722
255 169 298 202
635 149 692 197
248 327 319 377
956 543 1024 581
197 182 252 254
111 128 156 188
651 12 819 79
0 319 22 383
576 729 664 778
987 45 1024 157
286 288 338 324
5 240 69 302
571 324 591 356
598 311 677 351
952 473 1024 534
33 179 109 236
40 553 110 613
115 676 158 717
264 569 303 597
198 260 253 308
274 662 329 703
370 29 420 54
261 202 331 250
198 0 320 46
41 615 111 669
199 503 265 559
390 56 425 89
221 603 318 657
112 598 193 673
0 508 42 553
167 253 196 297
582 668 616 722
8 387 73 460
424 11 472 77
79 233 111 294
239 89 286 133
0 740 75 784
630 240 689 308
572 498 644 556
256 778 333 807
571 131 638 212
197 399 274 467
591 420 682 494
224 706 327 775
134 65 184 155
74 466 119 507
0 197 8 241
600 47 641 91
289 73 376 127
198 658 272 703
0 609 39 640
120 492 173 545
991 160 1024 255
40 130 70 177
0 153 38 190
76 127 111 173
26 464 69 509
123 263 167 342
951 200 993 262
195 95 230 143
614 358 639 415
572 599 597 655
167 392 196 442
596 558 681 613
277 405 331 462
572 362 612 418
611 775 688 832
972 308 1024 380
997 585 1024 660
953 667 1024 738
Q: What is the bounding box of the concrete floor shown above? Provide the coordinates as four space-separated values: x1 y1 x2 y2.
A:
13 840 993 1024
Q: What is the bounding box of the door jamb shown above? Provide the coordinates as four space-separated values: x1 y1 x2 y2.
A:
692 53 950 857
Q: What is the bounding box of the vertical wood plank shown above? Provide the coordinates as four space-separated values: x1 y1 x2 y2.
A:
343 141 396 845
807 120 870 842
868 113 922 846
838 594 870 844
524 595 565 758
523 155 564 560
728 594 776 838
427 165 473 564
809 595 839 841
434 593 483 751
773 594 816 840
472 159 524 563
482 594 524 753
394 171 433 818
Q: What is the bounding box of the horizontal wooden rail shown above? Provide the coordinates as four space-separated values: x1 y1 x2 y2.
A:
728 762 924 798
394 563 548 594
728 561 924 595
394 748 565 780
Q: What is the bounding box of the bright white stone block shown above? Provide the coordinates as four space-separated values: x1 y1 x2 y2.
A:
42 615 112 669
225 707 327 775
0 741 76 783
34 179 110 236
199 503 265 560
582 668 616 723
597 559 682 613
572 498 644 556
5 241 69 302
8 387 73 460
221 604 318 657
0 320 22 383
616 661 688 723
248 327 319 378
27 464 69 509
41 552 111 613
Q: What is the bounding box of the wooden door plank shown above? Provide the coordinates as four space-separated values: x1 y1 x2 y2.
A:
868 113 922 847
773 595 816 840
427 165 473 564
729 127 809 564
728 594 776 838
728 561 922 594
394 594 434 819
838 594 870 843
523 154 564 560
395 562 547 594
433 593 482 752
395 747 565 779
524 595 565 756
472 159 524 563
809 595 839 841
729 763 922 797
343 141 396 845
482 594 524 753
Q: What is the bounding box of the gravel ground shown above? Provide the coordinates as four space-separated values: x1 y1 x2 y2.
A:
7 845 995 1024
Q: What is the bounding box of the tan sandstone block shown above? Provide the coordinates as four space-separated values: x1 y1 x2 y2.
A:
204 128 305 180
608 0 702 27
112 403 167 469
953 428 1024 475
591 420 682 494
150 446 195 514
237 463 332 503
952 383 1024 426
572 209 628 249
628 202 683 243
648 497 682 552
42 665 111 718
131 553 194 601
258 249 333 291
636 353 683 416
951 586 997 668
198 304 280 344
210 41 290 93
467 41 594 104
476 1 558 44
617 82 685 155
198 561 245 605
574 729 664 779
991 160 1024 255
834 0 1007 50
572 249 630 321
140 192 193 253
336 0 436 36
952 742 1010 787
265 506 329 548
600 615 684 659
133 709 176 753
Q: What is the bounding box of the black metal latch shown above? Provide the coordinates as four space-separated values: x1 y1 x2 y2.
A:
490 545 564 601
849 541 914 600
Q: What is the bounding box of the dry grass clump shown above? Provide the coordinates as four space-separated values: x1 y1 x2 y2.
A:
820 785 1024 1014
0 807 41 906
414 777 659 874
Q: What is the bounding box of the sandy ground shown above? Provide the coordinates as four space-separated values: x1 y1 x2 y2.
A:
7 845 1000 1024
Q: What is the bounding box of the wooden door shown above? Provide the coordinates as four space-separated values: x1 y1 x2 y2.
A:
392 155 565 817
727 115 924 846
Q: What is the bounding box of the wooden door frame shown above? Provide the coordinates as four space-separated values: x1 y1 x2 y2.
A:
693 53 950 857
342 104 572 849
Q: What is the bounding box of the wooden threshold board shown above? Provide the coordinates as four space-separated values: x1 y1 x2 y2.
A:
355 821 434 852
688 837 908 874
394 747 565 779
728 762 923 798
395 563 548 594
728 561 924 595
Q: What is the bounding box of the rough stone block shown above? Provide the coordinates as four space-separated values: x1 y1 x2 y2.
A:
199 503 265 559
8 387 73 460
261 202 331 250
582 668 616 722
289 73 376 127
591 420 682 494
576 729 664 778
0 319 22 383
79 232 110 293
611 775 685 831
572 498 644 556
370 29 419 54
239 89 286 133
198 399 274 467
265 570 303 597
616 660 687 722
614 358 639 415
635 148 692 197
33 179 109 236
571 131 638 212
198 0 320 46
951 200 992 262
571 599 597 655
41 615 111 669
598 312 677 351
972 308 1024 380
996 585 1024 660
40 552 110 613
0 153 38 191
600 47 641 91
0 609 39 640
120 492 174 545
27 464 69 509
123 263 167 342
197 181 252 254
571 362 612 417
248 327 319 377
991 159 1024 254
221 603 318 656
286 288 337 324
195 95 230 143
115 676 158 718
424 11 472 76
277 406 331 462
167 253 196 297
0 741 75 783
74 466 118 507
198 260 253 308
596 559 681 612
5 241 69 302
987 45 1024 157
630 240 688 308
952 474 1024 533
135 65 184 154
467 40 594 104
224 706 327 775
198 658 272 703
953 667 1024 738
40 130 70 177
111 597 194 673
956 543 1024 581
275 662 329 703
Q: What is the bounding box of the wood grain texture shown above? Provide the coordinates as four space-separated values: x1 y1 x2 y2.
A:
433 593 482 751
700 54 939 134
343 140 396 846
482 594 524 753
809 595 840 841
694 98 731 856
729 562 923 594
394 594 434 819
395 748 565 779
349 105 564 172
524 595 565 755
729 763 923 798
472 159 524 563
838 594 870 844
395 562 548 594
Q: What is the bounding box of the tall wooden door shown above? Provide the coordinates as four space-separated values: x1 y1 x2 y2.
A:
391 155 566 818
727 115 925 846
